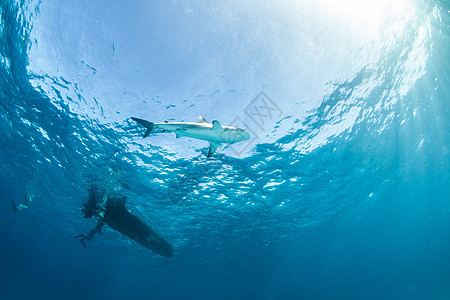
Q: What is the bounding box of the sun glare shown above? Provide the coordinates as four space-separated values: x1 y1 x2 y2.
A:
317 0 411 38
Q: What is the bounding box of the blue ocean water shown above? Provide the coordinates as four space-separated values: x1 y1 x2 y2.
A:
1 0 449 299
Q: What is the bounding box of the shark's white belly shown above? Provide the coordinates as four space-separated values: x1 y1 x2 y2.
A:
174 127 225 143
157 123 241 143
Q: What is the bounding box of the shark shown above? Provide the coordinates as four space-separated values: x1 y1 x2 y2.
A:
131 116 250 157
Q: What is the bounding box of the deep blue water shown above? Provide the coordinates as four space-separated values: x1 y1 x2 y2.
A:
1 0 449 299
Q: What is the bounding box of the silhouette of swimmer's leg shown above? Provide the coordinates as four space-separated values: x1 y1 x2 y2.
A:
11 201 18 213
88 221 104 239
73 234 87 248
12 200 30 213
74 222 104 249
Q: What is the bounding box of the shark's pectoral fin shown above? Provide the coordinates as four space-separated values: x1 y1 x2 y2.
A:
207 142 220 157
174 130 186 138
211 120 223 132
198 116 209 123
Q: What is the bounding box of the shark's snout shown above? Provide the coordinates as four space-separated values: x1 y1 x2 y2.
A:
239 130 250 141
231 129 250 142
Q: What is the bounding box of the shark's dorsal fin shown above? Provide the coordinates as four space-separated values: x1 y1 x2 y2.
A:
211 120 223 132
198 116 209 123
207 142 220 157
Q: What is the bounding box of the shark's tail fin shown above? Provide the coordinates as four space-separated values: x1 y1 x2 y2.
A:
131 117 155 138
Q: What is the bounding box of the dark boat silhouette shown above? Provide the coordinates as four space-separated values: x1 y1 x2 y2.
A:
102 195 174 258
77 185 173 258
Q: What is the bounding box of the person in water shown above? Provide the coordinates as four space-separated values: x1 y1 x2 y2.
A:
75 184 174 258
11 179 35 213
74 221 104 248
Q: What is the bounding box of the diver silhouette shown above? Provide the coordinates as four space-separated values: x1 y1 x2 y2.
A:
75 184 174 257
73 221 104 249
12 179 35 213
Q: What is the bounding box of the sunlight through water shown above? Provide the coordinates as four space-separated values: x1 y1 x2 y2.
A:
316 0 413 39
1 0 449 299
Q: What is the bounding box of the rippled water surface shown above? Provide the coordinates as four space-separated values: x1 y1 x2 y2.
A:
1 0 449 299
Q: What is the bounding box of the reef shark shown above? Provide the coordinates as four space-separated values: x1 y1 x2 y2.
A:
131 116 250 157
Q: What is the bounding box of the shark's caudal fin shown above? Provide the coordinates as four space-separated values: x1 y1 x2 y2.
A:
131 117 155 138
